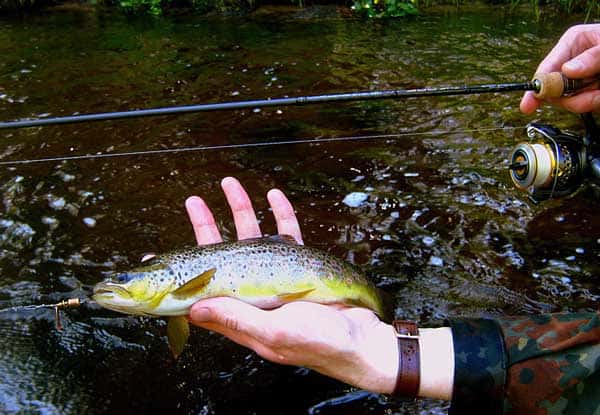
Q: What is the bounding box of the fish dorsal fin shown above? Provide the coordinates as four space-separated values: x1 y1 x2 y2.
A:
236 235 299 245
167 316 190 359
276 288 315 302
172 268 216 299
268 234 299 245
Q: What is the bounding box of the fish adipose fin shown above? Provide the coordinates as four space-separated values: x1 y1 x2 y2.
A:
172 268 216 299
276 288 315 302
167 316 190 359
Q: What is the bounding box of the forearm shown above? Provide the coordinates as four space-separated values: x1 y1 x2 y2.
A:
418 327 454 400
352 323 454 399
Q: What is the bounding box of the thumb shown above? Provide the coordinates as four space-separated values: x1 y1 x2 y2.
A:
562 44 600 79
190 297 271 341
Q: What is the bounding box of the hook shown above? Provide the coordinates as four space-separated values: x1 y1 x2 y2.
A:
51 298 81 331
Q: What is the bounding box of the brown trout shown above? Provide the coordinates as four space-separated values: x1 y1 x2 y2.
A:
93 235 390 357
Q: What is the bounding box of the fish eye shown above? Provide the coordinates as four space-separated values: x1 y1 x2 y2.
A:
116 273 132 283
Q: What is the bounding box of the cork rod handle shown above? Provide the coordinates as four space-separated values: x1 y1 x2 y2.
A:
533 72 593 99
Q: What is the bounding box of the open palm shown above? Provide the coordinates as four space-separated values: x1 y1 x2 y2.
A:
185 177 397 393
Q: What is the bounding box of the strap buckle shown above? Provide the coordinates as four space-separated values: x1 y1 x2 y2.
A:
396 333 419 340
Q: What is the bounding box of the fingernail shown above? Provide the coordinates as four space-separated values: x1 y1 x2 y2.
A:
190 307 211 322
564 59 583 72
221 176 237 187
185 196 202 211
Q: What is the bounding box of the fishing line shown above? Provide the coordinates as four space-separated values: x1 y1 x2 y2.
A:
0 126 526 166
0 298 81 330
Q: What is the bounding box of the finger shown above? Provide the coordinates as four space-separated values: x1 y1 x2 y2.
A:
562 44 600 79
535 45 570 76
190 298 306 365
190 297 274 344
221 177 262 240
521 43 569 114
185 196 223 245
552 90 600 113
520 91 541 114
267 189 303 245
534 25 589 76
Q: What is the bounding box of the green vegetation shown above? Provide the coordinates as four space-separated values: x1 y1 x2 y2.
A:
503 0 600 20
118 0 161 15
1 0 599 19
351 0 417 18
0 0 53 13
117 0 253 15
356 0 600 19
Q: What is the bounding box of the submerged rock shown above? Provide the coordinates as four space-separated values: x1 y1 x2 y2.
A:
342 192 369 208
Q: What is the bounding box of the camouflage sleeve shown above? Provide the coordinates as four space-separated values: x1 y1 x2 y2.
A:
498 312 600 415
447 318 507 415
446 313 600 415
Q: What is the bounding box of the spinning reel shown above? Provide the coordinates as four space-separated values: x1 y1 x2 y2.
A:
509 113 600 202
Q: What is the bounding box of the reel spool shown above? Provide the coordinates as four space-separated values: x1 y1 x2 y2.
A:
509 123 586 202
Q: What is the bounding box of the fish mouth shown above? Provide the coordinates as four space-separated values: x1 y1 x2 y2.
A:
92 282 131 299
92 281 143 314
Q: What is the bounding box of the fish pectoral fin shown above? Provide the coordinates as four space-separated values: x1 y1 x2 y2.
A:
167 316 190 359
172 268 216 299
268 234 299 245
276 288 315 302
148 285 174 310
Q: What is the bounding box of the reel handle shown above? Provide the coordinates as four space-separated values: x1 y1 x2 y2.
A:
532 72 597 99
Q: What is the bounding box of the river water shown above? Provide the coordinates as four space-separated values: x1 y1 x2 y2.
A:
1 6 599 414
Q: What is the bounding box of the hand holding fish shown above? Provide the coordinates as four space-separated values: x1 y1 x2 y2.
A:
521 23 600 114
93 176 452 397
185 177 400 393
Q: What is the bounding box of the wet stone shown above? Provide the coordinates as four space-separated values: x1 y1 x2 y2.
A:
428 256 444 267
342 192 369 208
47 195 66 210
82 217 97 228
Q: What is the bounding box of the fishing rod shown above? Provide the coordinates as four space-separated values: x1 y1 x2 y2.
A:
0 72 590 129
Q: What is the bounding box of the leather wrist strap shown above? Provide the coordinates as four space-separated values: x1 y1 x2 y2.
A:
392 320 420 397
